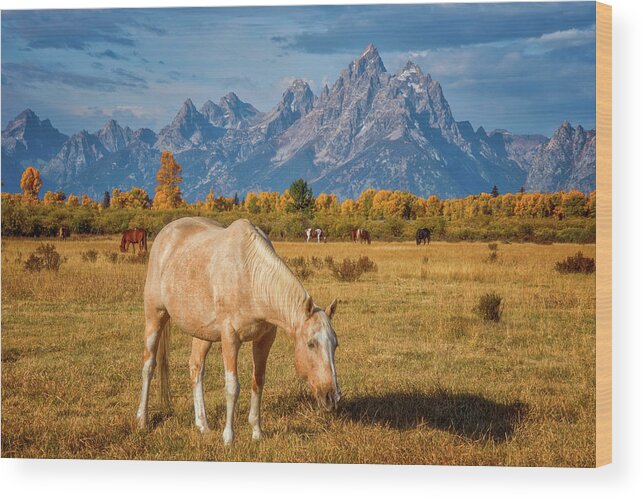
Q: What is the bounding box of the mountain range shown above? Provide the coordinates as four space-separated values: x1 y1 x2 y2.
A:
1 44 596 200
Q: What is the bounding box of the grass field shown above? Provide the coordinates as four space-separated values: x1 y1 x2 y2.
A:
1 236 596 466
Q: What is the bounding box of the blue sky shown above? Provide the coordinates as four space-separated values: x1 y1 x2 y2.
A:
1 2 596 136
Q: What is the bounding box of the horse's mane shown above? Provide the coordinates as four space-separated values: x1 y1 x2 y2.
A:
242 224 309 331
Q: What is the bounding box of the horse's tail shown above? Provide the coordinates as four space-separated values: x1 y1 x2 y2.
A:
157 319 172 411
142 229 148 252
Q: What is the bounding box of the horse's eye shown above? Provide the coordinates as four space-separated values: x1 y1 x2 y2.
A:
307 340 317 349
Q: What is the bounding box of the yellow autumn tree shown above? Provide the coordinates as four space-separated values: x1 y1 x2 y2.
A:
43 191 66 205
205 187 216 210
340 198 356 215
244 192 260 213
315 193 339 212
356 188 376 216
153 151 183 209
81 194 94 207
66 194 80 207
20 166 42 205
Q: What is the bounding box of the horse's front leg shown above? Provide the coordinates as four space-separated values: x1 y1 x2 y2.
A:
189 338 212 434
221 331 241 445
249 326 277 440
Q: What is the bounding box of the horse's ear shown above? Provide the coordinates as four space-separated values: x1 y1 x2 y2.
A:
304 296 315 318
326 298 338 319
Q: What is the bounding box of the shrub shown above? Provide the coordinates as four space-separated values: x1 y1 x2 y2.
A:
422 256 429 264
23 243 64 272
81 249 98 263
488 243 498 251
124 252 149 265
310 256 324 269
474 292 503 322
324 255 335 268
330 258 365 282
23 253 45 273
284 256 314 281
103 251 120 264
555 252 595 274
356 255 378 273
487 251 498 263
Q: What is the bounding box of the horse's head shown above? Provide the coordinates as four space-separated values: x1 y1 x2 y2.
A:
294 297 341 411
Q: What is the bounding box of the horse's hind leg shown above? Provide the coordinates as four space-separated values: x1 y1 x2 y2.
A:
249 325 277 440
136 308 169 429
189 338 212 434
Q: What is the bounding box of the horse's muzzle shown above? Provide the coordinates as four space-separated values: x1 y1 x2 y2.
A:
318 387 341 411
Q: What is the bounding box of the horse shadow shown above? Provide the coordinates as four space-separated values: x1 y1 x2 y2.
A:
340 390 528 443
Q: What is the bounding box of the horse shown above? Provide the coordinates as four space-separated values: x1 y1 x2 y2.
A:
416 227 431 245
357 228 371 244
58 226 70 239
350 228 358 243
136 217 340 445
306 228 326 243
121 228 148 254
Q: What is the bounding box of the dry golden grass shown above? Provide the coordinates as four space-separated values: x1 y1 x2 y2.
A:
1 236 596 466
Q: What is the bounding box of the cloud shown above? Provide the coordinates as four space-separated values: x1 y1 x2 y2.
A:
111 68 148 88
1 9 164 51
70 104 164 124
281 3 596 55
89 49 128 60
2 62 148 92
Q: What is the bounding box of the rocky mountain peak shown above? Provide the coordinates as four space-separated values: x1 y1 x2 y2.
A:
96 119 133 153
216 92 262 129
350 43 386 78
277 79 314 112
397 61 428 81
200 100 225 126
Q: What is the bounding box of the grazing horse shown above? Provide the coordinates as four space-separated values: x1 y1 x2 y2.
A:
121 228 147 254
350 228 358 243
416 227 431 245
136 217 340 445
357 228 371 244
306 228 326 243
58 226 70 239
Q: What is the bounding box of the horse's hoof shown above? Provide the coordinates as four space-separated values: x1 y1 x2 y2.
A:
252 429 264 441
135 414 148 431
222 429 234 446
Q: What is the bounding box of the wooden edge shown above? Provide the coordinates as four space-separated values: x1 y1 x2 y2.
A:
595 1 612 467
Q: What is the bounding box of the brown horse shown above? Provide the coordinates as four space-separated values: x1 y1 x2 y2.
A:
350 228 358 242
121 228 148 254
357 228 371 244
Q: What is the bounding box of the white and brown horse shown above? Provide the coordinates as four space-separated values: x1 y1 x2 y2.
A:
136 217 340 445
305 227 326 243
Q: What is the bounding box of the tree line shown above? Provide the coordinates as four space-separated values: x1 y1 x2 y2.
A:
2 152 596 243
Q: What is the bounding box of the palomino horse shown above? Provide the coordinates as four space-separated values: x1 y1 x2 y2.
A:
356 228 371 244
416 227 431 245
305 227 326 243
136 217 340 445
121 228 148 254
